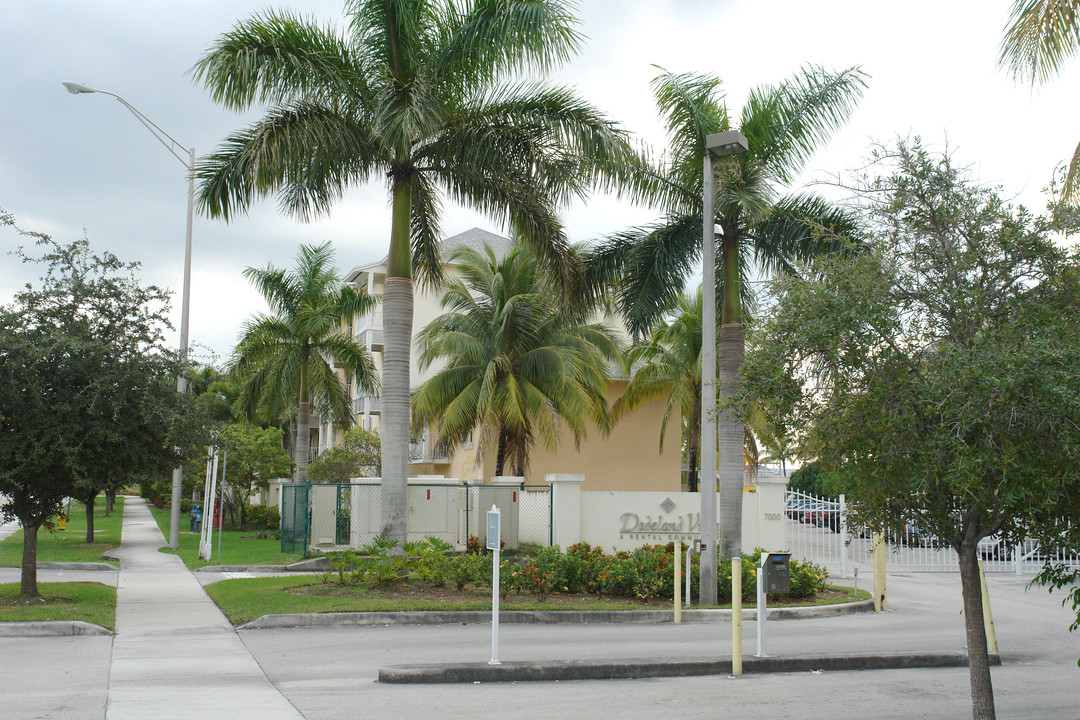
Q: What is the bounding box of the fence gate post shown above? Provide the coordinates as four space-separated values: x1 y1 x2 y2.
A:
839 494 848 579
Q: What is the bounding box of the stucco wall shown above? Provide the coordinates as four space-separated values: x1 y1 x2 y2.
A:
482 380 681 492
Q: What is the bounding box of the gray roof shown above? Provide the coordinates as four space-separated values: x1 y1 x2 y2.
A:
441 228 513 262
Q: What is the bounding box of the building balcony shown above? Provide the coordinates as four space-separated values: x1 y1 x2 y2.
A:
409 433 451 464
354 395 381 415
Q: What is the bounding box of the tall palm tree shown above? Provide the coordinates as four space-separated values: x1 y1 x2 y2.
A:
587 67 866 559
192 0 629 545
233 243 378 482
412 242 620 477
999 0 1080 205
613 290 703 491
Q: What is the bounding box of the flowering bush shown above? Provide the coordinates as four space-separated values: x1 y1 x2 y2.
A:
406 541 829 604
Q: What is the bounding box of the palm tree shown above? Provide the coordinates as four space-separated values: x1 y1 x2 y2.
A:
412 242 621 477
999 0 1080 206
233 243 378 482
587 67 866 559
192 0 629 545
613 290 703 491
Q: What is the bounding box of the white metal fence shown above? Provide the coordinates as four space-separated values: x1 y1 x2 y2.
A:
784 489 1080 576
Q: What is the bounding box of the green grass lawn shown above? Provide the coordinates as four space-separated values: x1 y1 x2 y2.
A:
147 506 304 569
0 497 125 567
0 582 116 630
207 575 872 626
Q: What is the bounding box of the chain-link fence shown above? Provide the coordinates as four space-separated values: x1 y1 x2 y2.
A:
286 481 551 554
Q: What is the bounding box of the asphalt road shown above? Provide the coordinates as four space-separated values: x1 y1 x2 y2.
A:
234 572 1079 720
1 568 1077 718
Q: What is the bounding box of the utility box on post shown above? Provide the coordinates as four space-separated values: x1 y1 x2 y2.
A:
762 552 792 594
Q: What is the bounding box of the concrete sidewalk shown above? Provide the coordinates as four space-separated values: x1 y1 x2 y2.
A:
104 498 304 720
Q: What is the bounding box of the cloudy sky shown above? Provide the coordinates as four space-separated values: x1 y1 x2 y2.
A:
1 0 1076 361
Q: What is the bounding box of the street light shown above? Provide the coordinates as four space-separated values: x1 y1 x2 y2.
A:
63 81 195 550
700 130 748 606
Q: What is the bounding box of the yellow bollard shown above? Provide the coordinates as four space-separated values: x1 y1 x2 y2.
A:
674 540 682 624
732 556 742 677
978 559 999 654
872 532 887 612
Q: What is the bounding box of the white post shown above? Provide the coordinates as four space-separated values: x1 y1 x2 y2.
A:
755 553 768 657
732 556 743 676
674 540 682 624
839 494 848 579
487 505 501 665
201 447 220 561
685 544 693 607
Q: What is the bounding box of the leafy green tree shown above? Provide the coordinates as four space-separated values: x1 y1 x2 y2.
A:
218 424 293 527
0 213 176 596
613 291 703 491
308 427 381 483
999 0 1080 205
191 0 631 546
412 242 620 477
587 66 866 558
233 243 378 483
739 142 1080 720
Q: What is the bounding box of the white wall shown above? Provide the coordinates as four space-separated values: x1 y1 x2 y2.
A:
550 474 788 553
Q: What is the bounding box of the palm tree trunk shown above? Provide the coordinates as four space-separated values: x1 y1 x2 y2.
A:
717 321 744 559
687 396 701 493
380 177 414 548
959 538 997 719
296 364 311 483
19 518 39 598
717 229 745 559
495 428 508 477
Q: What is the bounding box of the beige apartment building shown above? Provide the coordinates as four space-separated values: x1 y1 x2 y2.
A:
315 228 681 493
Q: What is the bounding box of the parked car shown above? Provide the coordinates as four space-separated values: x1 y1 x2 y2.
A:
979 534 1041 561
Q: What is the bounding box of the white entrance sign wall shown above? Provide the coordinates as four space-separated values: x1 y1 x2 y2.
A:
553 475 787 552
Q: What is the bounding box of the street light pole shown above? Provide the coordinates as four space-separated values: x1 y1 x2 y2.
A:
699 130 748 606
63 82 194 550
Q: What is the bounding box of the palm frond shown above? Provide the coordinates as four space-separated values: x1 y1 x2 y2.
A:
190 10 366 111
999 0 1080 84
742 65 868 185
194 102 384 221
748 193 864 276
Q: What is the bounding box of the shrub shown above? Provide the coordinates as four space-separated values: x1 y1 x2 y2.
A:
357 536 409 586
246 505 280 530
449 552 485 590
412 537 455 588
325 550 360 585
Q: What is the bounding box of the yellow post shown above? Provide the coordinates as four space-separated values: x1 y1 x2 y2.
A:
674 540 682 624
732 556 742 677
978 559 999 654
872 532 887 612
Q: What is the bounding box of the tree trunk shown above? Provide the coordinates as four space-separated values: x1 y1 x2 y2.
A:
380 177 413 550
296 363 311 484
717 321 745 559
495 428 508 477
84 496 95 544
381 276 413 547
959 540 997 720
687 397 701 493
19 519 40 598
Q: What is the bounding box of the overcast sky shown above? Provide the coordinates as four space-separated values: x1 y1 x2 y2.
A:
2 0 1076 362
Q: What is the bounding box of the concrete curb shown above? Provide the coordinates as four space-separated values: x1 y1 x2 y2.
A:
196 558 329 573
240 599 874 630
379 651 1001 684
0 621 112 637
36 562 118 572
